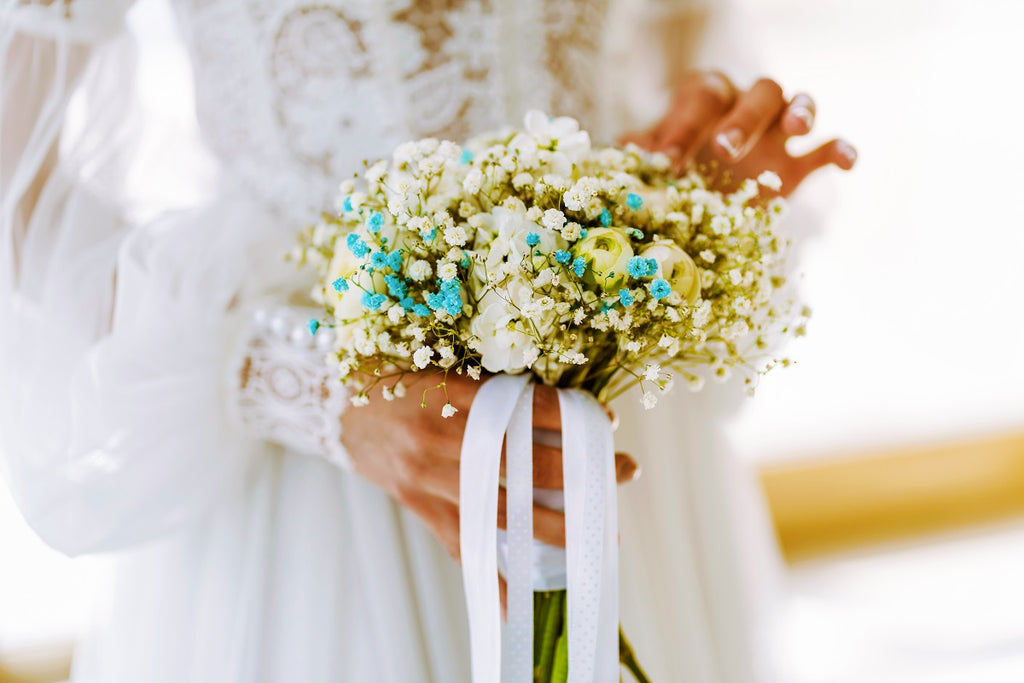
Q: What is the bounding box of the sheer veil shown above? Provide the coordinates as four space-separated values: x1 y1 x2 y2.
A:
0 1 257 556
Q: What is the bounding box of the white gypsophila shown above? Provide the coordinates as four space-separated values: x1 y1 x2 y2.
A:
644 364 661 382
463 168 485 194
444 225 469 247
642 392 658 410
563 177 599 211
542 209 567 232
513 172 534 190
467 366 482 380
560 222 581 241
413 346 434 369
757 170 782 191
438 262 459 281
441 403 458 418
408 259 432 281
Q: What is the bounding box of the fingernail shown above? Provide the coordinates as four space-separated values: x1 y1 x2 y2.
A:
837 140 858 167
789 105 814 131
618 458 641 482
716 129 744 159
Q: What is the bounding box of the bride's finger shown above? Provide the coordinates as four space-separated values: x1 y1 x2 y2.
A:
532 386 561 431
780 93 816 137
655 73 735 167
501 449 640 489
712 78 787 161
497 489 566 547
790 138 858 186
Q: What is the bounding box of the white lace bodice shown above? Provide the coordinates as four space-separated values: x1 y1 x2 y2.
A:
170 0 610 225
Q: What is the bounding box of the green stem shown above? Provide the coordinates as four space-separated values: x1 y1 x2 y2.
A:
619 627 653 683
535 591 564 681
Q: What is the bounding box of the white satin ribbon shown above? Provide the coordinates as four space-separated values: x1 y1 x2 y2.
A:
557 388 620 683
460 373 530 683
460 377 618 682
502 382 534 681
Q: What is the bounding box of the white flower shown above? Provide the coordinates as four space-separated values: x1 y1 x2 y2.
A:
350 393 370 407
408 260 432 281
710 215 731 235
444 225 468 247
393 381 407 398
563 177 599 211
441 403 458 418
644 364 661 382
699 250 716 264
467 366 482 380
382 386 395 401
413 346 434 369
438 262 459 281
560 222 581 241
512 172 534 190
438 345 457 368
470 290 538 374
521 110 591 160
476 206 567 274
542 209 567 232
366 160 388 184
463 168 485 194
642 392 658 410
387 305 405 324
757 170 782 191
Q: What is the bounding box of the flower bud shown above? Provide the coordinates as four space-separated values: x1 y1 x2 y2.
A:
640 240 701 304
572 227 635 292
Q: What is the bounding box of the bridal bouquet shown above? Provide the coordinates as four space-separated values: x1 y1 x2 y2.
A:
293 111 804 682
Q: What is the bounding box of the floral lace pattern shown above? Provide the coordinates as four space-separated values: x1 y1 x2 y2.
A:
233 306 352 468
171 0 609 225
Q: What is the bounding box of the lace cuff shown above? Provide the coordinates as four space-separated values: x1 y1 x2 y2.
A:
232 306 352 470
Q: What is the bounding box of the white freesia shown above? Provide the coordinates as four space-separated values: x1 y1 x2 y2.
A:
470 290 539 374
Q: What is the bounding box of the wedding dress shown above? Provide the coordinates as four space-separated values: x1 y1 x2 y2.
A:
0 0 783 680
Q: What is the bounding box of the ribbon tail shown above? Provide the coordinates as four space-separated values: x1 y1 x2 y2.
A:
502 382 535 681
460 373 530 683
558 388 619 683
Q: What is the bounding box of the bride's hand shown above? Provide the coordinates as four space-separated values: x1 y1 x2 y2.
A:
621 71 857 197
340 372 639 561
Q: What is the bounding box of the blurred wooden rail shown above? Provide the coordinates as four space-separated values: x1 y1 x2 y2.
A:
761 429 1024 562
5 430 1024 681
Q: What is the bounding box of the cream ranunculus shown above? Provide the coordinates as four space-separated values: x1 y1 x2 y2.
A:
572 227 634 292
640 240 701 304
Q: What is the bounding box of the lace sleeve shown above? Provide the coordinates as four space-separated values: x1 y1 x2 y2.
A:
4 0 134 43
233 306 353 470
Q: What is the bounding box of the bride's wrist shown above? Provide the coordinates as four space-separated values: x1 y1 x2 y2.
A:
232 305 352 469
